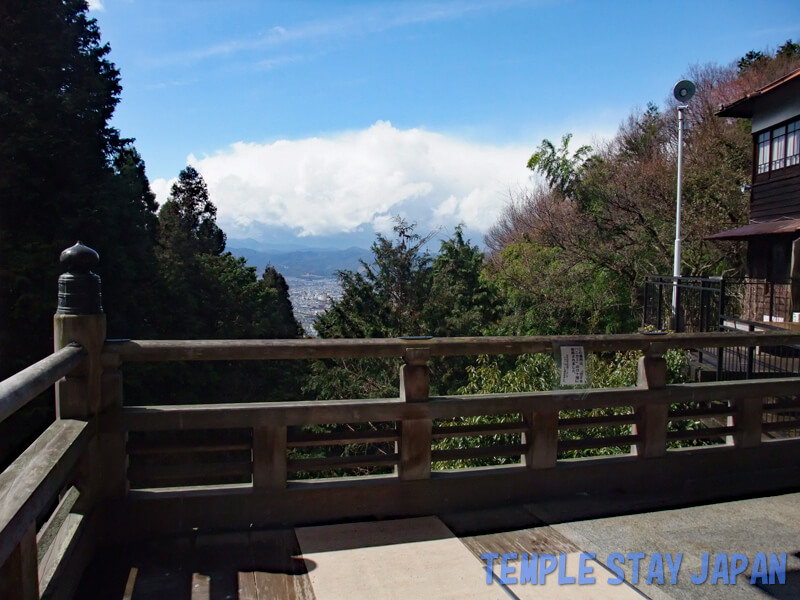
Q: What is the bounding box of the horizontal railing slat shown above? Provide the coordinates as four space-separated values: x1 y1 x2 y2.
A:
287 454 398 472
668 405 736 419
0 344 85 424
126 440 252 455
558 414 638 429
128 461 252 484
287 429 398 448
0 419 89 567
558 435 638 451
762 419 800 432
667 426 734 441
431 422 527 439
121 377 800 431
431 444 526 462
106 331 800 362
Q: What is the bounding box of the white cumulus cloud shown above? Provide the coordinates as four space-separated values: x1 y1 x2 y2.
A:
153 121 534 241
87 0 104 11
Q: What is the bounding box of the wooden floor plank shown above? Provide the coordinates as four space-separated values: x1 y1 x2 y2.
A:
190 573 210 600
130 565 192 600
459 524 581 558
237 572 258 600
122 568 137 600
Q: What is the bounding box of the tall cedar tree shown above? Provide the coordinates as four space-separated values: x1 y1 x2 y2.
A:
0 0 160 465
126 166 304 406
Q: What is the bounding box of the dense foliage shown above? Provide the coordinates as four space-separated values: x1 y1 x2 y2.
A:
306 219 496 400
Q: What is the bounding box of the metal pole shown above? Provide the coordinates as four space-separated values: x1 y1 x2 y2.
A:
671 105 686 317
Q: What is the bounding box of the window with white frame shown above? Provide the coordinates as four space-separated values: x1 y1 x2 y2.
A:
788 121 800 167
758 131 770 174
757 118 800 176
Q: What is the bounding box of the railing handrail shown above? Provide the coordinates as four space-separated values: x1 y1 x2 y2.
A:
0 419 89 568
0 344 85 425
120 376 800 430
106 332 800 362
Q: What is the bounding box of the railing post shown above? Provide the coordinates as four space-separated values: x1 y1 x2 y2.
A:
522 410 558 469
397 348 431 480
53 243 106 510
730 398 763 448
0 524 37 600
746 323 755 380
253 425 287 489
99 352 127 501
633 344 668 458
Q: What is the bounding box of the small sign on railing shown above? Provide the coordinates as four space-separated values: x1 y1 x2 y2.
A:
559 346 587 386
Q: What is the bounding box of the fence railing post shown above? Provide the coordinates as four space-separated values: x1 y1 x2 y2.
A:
397 348 431 480
633 344 668 458
730 398 763 448
53 243 106 510
522 410 558 469
99 352 127 501
253 425 287 490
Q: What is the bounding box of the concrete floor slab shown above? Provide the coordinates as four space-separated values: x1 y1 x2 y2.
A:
295 516 507 600
548 492 800 600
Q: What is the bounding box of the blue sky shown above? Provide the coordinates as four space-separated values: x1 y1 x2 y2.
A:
89 0 800 248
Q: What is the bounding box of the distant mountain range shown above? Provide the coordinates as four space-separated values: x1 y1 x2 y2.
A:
227 242 370 278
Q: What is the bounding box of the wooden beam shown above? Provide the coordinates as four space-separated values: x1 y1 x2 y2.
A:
0 419 89 567
633 355 669 458
38 513 85 596
113 439 800 539
0 344 85 425
287 429 398 447
121 377 800 431
288 454 398 473
398 359 432 481
732 398 763 448
522 410 558 469
253 425 286 490
107 331 800 362
431 444 525 462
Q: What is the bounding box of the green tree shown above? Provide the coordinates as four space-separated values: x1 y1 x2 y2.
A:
527 134 592 199
129 165 304 406
158 166 225 259
0 0 142 374
308 220 496 400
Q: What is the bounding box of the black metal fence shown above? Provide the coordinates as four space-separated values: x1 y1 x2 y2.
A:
643 276 724 333
643 276 800 381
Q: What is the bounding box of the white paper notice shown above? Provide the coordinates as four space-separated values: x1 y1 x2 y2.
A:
560 346 586 385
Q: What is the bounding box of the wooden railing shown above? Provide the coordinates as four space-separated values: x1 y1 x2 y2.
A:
0 345 90 600
99 331 800 542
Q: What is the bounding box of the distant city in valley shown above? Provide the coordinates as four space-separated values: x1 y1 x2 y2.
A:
285 277 343 336
228 240 365 336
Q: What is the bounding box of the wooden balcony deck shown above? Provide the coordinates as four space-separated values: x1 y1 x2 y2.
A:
74 490 800 599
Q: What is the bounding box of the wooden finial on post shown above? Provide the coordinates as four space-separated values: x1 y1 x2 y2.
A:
57 242 103 317
53 243 108 513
